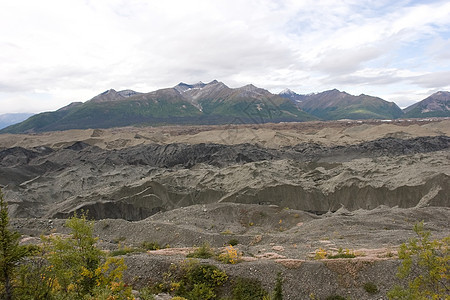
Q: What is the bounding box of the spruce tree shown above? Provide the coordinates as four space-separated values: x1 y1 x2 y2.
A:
273 272 283 300
0 189 27 300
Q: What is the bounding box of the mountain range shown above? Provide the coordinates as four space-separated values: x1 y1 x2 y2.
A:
1 80 449 133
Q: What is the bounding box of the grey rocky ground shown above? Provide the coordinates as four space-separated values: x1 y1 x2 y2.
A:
2 119 449 299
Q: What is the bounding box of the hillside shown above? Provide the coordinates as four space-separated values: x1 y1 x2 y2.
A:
403 91 450 117
280 89 404 120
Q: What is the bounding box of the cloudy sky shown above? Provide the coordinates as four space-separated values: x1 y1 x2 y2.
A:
1 0 450 114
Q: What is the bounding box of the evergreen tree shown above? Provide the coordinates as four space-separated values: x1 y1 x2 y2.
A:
0 189 27 300
273 272 283 300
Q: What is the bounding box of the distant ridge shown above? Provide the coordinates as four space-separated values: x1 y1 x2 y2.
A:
0 113 34 129
279 88 403 120
1 81 448 133
403 91 450 118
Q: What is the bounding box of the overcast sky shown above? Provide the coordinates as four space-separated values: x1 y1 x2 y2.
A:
1 0 450 114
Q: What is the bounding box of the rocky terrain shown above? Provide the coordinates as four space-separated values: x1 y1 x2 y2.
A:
2 119 449 299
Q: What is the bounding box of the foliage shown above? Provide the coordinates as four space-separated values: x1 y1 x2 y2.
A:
43 213 105 296
327 248 356 259
159 259 228 299
314 248 327 260
217 245 241 264
0 189 29 300
314 247 356 260
272 272 283 300
110 243 145 256
138 287 156 300
141 241 160 251
387 221 449 299
228 239 239 247
232 277 268 300
363 282 379 294
35 213 133 299
187 242 215 259
13 245 56 299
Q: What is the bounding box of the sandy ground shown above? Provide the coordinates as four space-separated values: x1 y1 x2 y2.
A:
1 119 448 150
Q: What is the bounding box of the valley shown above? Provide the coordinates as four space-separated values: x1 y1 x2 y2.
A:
2 119 449 299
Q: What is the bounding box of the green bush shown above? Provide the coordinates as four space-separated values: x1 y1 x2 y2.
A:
141 241 161 251
232 277 268 300
139 287 156 300
187 242 215 259
387 222 449 299
327 248 356 259
273 272 283 300
159 259 228 299
363 282 378 294
228 239 239 246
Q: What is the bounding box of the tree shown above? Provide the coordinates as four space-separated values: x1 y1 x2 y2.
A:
0 189 28 300
273 272 283 300
388 222 449 299
43 212 132 299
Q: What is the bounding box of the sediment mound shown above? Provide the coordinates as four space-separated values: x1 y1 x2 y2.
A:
1 135 449 219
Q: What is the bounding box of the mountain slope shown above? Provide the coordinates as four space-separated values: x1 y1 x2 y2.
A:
1 81 316 133
280 89 404 120
403 91 450 118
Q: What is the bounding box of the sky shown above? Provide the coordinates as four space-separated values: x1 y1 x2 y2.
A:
1 0 450 114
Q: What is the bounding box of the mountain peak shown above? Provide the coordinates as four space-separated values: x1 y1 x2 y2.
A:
89 89 125 103
117 89 140 98
239 84 258 91
280 88 297 95
404 90 450 116
174 81 208 93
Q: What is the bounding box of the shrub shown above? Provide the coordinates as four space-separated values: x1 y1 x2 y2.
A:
314 248 327 260
141 241 160 251
363 282 379 294
228 239 239 246
217 245 241 264
387 222 449 299
42 213 133 298
159 259 228 299
187 242 215 259
232 277 268 299
314 247 356 259
110 243 143 256
139 287 156 300
273 272 283 300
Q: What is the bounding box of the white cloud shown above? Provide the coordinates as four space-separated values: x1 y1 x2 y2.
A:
0 0 449 113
